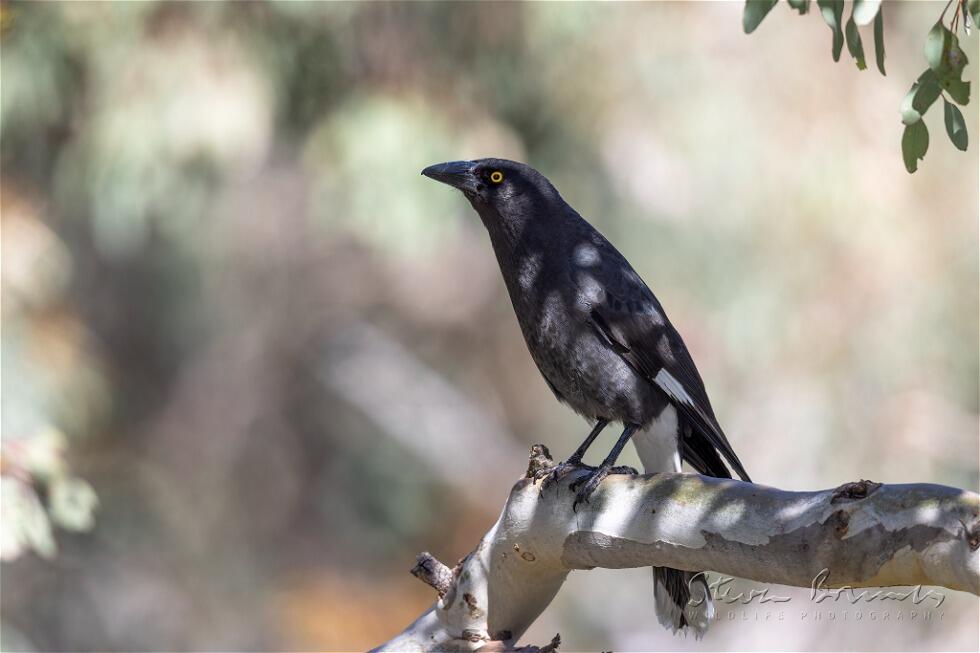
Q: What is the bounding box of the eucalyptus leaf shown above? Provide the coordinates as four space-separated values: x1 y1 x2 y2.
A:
845 17 867 70
900 70 941 125
924 22 948 71
817 0 845 62
743 0 778 34
873 7 886 75
787 0 809 15
943 33 968 79
900 87 920 125
925 22 968 81
912 78 942 115
852 0 880 26
943 99 968 151
943 78 971 105
901 120 929 173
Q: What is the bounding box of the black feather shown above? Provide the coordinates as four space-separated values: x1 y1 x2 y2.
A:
588 303 750 482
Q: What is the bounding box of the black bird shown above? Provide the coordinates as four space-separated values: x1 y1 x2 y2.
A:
421 158 750 637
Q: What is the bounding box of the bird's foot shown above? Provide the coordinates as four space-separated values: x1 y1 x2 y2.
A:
608 464 639 476
569 463 638 511
534 458 595 491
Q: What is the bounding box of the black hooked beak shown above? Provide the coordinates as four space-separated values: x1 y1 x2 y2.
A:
421 160 479 194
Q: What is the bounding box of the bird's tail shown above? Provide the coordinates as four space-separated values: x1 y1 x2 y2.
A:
633 410 720 638
652 567 713 638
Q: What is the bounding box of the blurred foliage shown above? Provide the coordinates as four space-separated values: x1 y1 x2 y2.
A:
1 430 99 561
2 187 104 561
744 0 976 172
0 2 977 651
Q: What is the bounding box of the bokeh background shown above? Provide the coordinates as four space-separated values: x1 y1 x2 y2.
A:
1 1 977 651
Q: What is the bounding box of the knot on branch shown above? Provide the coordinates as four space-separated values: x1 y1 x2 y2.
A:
831 479 882 503
410 552 453 598
525 444 555 479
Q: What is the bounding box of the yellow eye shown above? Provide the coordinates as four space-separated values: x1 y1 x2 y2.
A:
489 171 504 184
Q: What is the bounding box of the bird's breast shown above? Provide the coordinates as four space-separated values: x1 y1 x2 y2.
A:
517 289 656 424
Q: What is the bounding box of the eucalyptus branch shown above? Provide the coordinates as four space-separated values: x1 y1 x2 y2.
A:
374 445 980 652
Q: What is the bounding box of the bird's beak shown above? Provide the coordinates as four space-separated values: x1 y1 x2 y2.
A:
421 160 479 194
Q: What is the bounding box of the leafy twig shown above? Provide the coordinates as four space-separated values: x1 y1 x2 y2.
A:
742 0 974 173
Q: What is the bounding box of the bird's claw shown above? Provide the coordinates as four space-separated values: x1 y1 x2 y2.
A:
534 459 594 493
569 463 638 511
609 464 638 476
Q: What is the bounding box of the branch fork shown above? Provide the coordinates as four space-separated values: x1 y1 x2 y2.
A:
375 445 980 652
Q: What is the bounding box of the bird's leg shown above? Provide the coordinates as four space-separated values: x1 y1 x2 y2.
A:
566 417 610 465
534 419 609 487
570 423 640 510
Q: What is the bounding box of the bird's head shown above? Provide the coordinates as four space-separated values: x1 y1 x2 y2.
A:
421 158 562 234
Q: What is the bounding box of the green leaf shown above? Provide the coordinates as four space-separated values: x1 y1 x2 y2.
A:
925 22 968 81
943 99 969 151
743 0 778 33
924 22 948 71
818 0 845 61
845 17 867 70
787 0 810 15
900 70 941 125
900 83 920 125
852 0 880 25
912 77 942 114
943 78 971 105
970 0 979 29
902 120 929 173
873 6 886 75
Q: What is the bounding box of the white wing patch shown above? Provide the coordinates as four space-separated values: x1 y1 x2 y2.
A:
654 368 695 408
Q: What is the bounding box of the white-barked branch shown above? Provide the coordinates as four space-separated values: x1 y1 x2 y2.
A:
374 445 980 652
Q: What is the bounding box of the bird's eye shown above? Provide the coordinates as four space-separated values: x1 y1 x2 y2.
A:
489 171 504 184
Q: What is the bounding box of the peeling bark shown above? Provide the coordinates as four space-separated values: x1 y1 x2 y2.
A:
374 447 980 652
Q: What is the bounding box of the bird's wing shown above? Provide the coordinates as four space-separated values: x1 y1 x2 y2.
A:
587 290 751 482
